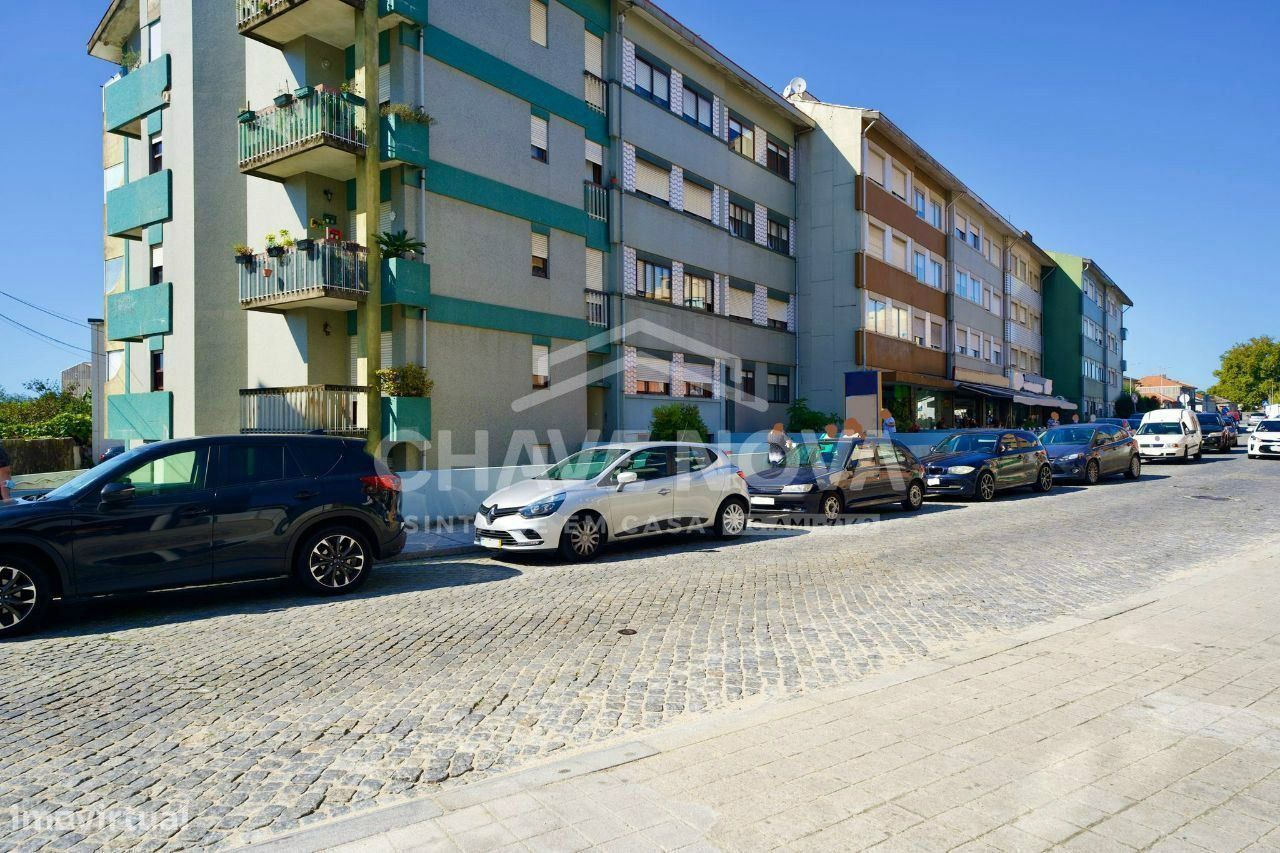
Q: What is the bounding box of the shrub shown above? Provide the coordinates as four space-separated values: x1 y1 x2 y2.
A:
648 403 710 443
375 364 433 398
785 397 840 434
1113 394 1136 418
374 229 426 259
380 103 434 127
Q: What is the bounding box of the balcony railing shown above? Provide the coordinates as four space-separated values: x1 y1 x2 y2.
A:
584 71 606 114
239 88 366 181
586 288 608 327
240 385 368 436
584 180 608 222
239 240 368 311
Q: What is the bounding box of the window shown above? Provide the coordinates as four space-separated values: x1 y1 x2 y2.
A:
684 360 714 398
991 292 1002 318
113 448 205 499
955 327 967 355
585 140 604 184
955 270 969 301
585 247 604 292
969 221 981 250
682 86 713 131
150 351 164 391
929 200 943 230
866 297 886 334
767 372 791 404
865 148 886 185
954 212 968 242
914 251 927 282
619 447 672 480
728 116 754 158
890 235 908 270
104 255 125 294
892 306 909 340
741 368 756 396
532 344 550 388
983 337 992 361
636 259 671 302
766 140 790 178
221 444 287 487
584 30 603 77
634 353 670 395
148 135 163 174
147 19 162 61
767 219 789 253
727 285 753 320
529 0 547 46
530 115 548 162
531 231 549 277
867 223 886 260
675 446 715 472
930 320 943 350
684 273 713 311
766 296 788 330
634 57 669 104
928 259 943 289
634 158 670 201
912 316 926 346
729 202 753 239
913 189 926 219
683 179 713 220
149 245 164 286
890 165 908 200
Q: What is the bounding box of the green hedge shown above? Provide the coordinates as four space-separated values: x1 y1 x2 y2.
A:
0 412 92 445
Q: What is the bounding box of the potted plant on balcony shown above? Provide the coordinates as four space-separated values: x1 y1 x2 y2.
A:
339 81 366 106
380 103 435 127
278 229 296 252
374 230 427 260
233 243 254 265
265 233 284 258
375 364 434 399
238 107 256 124
118 45 141 75
273 85 294 109
296 235 316 252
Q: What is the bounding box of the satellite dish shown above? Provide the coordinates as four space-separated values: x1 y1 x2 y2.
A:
783 76 807 98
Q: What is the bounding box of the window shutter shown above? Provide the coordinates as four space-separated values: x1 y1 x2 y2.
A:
348 210 361 244
531 231 549 260
585 247 604 291
634 159 669 200
378 63 390 104
530 114 548 150
683 181 712 220
890 236 907 270
584 30 603 76
378 202 394 235
891 165 908 199
728 287 753 319
683 360 714 384
380 331 393 367
865 149 886 184
532 344 550 378
349 336 359 385
585 139 603 165
867 224 885 259
767 297 788 323
530 0 547 46
634 353 669 382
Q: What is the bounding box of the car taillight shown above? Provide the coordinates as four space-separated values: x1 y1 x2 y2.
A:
361 474 402 492
736 470 747 480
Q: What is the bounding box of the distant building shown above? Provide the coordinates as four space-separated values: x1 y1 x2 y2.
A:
60 362 92 398
1135 373 1197 408
1043 254 1131 419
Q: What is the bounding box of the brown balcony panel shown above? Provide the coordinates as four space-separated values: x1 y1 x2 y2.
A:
858 177 947 256
857 253 947 316
857 330 947 378
238 0 364 49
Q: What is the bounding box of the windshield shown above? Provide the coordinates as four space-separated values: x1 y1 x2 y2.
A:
1258 420 1280 432
933 432 1000 454
38 446 145 501
1040 427 1096 445
1138 422 1182 435
538 447 630 481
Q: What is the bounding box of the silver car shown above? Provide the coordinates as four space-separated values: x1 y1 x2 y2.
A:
474 442 750 561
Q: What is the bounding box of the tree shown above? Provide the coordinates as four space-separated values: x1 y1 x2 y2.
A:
1136 395 1162 413
648 403 710 443
0 378 93 444
1208 336 1280 409
785 398 840 433
1113 393 1136 418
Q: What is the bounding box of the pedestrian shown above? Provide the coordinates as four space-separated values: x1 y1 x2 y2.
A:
1071 413 1081 424
1047 411 1060 427
840 417 864 440
0 439 11 502
880 407 896 436
767 422 793 466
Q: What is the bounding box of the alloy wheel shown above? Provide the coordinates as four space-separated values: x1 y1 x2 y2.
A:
720 501 747 536
978 474 996 501
1130 457 1141 478
569 515 603 557
907 483 923 509
1086 460 1100 484
822 494 842 522
308 534 366 589
1039 467 1053 491
0 565 38 630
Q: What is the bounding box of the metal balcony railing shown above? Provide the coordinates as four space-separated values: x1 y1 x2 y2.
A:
584 181 608 222
240 385 368 435
585 288 608 327
584 71 606 114
239 89 365 170
239 240 368 308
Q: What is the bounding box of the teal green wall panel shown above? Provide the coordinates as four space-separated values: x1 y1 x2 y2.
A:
1042 252 1084 404
381 115 430 167
107 283 172 342
145 110 163 135
429 294 593 340
426 160 589 238
381 396 431 442
558 0 610 32
104 54 170 136
107 392 172 441
382 258 430 308
106 170 171 238
145 224 163 245
586 218 608 252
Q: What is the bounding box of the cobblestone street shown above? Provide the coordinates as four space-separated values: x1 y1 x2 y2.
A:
3 453 1276 850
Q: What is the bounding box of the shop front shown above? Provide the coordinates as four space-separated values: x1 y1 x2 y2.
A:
1010 372 1077 428
881 371 955 432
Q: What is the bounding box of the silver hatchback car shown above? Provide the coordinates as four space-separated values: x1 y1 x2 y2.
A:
474 442 750 561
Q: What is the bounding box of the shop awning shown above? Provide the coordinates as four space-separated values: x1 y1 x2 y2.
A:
1013 392 1078 411
957 382 1015 399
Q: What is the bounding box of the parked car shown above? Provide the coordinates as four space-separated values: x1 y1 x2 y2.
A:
474 442 749 561
1092 417 1134 436
746 437 926 521
97 445 126 466
1220 417 1239 448
1125 415 1145 432
1246 412 1266 430
1039 424 1142 483
0 435 406 639
921 430 1053 501
1135 409 1203 462
1195 412 1235 453
1247 419 1280 459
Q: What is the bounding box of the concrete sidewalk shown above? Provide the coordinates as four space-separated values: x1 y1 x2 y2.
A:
391 521 481 561
246 544 1280 853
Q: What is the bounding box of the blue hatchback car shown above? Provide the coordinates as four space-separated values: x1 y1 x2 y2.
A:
921 430 1053 501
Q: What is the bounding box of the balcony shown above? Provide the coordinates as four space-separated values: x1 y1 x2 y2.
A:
856 330 947 380
1121 326 1128 341
380 113 430 168
240 385 368 435
239 89 366 181
584 181 608 222
108 392 173 441
106 170 171 239
107 283 172 341
584 72 606 114
236 0 425 48
382 256 430 308
104 55 170 137
239 240 368 311
856 253 946 317
586 288 607 327
382 396 431 443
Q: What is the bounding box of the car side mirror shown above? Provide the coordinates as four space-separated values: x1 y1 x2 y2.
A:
614 470 638 490
100 481 136 505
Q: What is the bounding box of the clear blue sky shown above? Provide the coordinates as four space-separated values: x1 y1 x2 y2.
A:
2 0 1276 393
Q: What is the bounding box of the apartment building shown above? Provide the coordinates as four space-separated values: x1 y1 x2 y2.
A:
1136 374 1197 408
1043 253 1131 418
790 96 1068 430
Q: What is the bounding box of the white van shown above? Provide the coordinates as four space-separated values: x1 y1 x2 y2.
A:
1135 409 1203 463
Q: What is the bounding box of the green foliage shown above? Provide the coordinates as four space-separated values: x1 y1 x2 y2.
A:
1136 395 1162 413
375 364 434 398
380 103 434 127
1113 393 1136 418
648 403 710 443
374 230 427 259
0 380 92 444
785 397 840 434
119 45 141 72
1208 336 1280 410
884 395 917 431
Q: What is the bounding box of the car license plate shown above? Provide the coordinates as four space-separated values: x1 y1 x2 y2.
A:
926 477 941 486
751 496 775 506
480 537 503 549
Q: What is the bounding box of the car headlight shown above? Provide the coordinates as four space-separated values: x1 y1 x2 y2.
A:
780 483 815 494
520 492 566 518
1061 453 1082 462
947 465 976 475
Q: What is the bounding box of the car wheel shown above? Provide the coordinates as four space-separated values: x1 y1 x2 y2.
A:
1032 465 1054 493
715 497 749 539
295 526 372 595
0 558 50 640
901 480 924 512
1124 455 1141 480
973 471 996 502
1194 446 1203 461
1084 459 1100 485
559 512 605 562
820 491 843 523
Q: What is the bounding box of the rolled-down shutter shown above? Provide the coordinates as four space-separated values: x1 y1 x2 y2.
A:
728 287 753 319
585 139 603 166
530 0 547 46
380 331 393 367
767 297 788 323
585 247 604 291
530 115 548 150
635 159 669 201
532 344 550 379
634 353 669 383
349 336 359 384
531 231 549 260
584 30 603 77
378 63 390 104
683 180 712 220
683 360 715 385
378 202 394 235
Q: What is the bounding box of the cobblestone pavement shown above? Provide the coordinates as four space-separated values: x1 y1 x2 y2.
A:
2 452 1276 850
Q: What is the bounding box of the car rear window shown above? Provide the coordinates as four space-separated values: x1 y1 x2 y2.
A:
221 444 287 486
289 441 345 476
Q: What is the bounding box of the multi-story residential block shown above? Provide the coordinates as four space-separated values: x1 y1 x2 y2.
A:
1043 253 1132 418
1135 374 1197 409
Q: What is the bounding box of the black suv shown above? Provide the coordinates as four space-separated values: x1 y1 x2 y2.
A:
0 435 405 638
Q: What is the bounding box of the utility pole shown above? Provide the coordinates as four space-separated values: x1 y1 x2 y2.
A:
358 1 383 455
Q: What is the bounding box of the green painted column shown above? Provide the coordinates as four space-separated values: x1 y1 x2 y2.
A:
359 1 384 455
